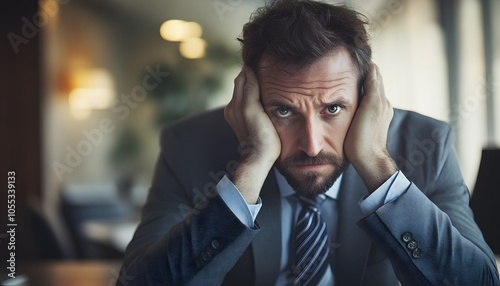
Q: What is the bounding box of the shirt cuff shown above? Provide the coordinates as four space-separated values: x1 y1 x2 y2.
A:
216 175 262 228
359 170 411 215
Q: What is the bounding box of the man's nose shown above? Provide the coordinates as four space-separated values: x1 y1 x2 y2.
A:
298 117 324 157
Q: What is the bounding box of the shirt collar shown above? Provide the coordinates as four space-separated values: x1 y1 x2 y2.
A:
273 167 342 200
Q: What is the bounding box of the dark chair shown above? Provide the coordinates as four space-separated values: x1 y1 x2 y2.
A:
26 200 70 259
59 184 133 259
470 148 500 254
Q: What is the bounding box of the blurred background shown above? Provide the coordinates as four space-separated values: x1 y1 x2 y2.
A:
1 0 500 284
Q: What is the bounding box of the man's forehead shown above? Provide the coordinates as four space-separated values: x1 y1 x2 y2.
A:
258 48 357 84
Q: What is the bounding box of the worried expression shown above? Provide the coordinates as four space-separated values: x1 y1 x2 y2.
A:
259 48 360 196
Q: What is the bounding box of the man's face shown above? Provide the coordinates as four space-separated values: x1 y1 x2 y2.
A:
260 48 359 196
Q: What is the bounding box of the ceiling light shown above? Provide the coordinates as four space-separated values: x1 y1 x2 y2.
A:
179 38 207 59
160 20 202 42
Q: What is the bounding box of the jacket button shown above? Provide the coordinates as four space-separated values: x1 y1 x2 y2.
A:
211 239 221 249
407 240 418 250
201 251 210 262
412 248 422 258
401 232 412 243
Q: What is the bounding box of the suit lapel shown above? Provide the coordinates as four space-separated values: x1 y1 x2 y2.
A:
252 172 282 285
335 164 372 285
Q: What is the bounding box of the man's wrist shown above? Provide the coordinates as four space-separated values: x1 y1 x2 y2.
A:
352 151 398 194
231 155 275 204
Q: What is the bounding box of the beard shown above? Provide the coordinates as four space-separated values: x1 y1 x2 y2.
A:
275 151 349 197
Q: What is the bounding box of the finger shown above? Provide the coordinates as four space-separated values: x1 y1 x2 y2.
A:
232 68 246 105
242 65 261 106
225 68 245 122
363 63 376 95
367 64 392 120
371 63 384 92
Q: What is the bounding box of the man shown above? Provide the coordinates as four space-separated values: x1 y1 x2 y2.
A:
119 1 500 285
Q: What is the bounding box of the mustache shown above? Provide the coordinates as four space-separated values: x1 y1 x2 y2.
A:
282 151 344 167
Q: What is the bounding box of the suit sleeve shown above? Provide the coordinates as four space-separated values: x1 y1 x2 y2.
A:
117 138 259 285
358 127 500 285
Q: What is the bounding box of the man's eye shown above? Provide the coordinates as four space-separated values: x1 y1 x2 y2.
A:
276 106 291 117
326 105 341 115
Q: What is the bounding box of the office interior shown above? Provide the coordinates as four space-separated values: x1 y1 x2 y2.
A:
1 0 499 285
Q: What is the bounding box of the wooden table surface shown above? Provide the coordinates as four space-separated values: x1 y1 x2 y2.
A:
2 257 500 285
5 260 123 286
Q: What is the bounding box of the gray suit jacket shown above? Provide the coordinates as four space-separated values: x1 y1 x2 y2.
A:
119 108 500 286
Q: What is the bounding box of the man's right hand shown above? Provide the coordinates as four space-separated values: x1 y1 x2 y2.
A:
224 66 281 204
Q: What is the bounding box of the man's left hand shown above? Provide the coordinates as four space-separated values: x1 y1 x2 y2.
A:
344 63 398 193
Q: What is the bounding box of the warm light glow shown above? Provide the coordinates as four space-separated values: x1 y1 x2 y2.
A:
71 69 114 93
70 108 92 120
70 88 114 110
88 87 114 109
184 22 202 38
160 20 202 42
69 89 92 120
67 68 115 119
179 38 207 59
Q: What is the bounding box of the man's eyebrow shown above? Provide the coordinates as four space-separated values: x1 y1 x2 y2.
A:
323 97 354 106
262 97 295 107
263 96 354 108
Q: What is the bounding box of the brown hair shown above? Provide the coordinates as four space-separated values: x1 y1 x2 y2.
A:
239 0 371 86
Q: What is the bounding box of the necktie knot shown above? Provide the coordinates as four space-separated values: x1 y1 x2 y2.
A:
298 194 326 213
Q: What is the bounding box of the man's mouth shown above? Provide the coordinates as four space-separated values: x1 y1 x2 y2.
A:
292 163 330 172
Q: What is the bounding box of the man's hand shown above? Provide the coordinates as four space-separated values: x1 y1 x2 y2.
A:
344 63 398 193
224 66 281 204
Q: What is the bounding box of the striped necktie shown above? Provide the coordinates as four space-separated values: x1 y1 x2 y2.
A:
290 194 330 286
